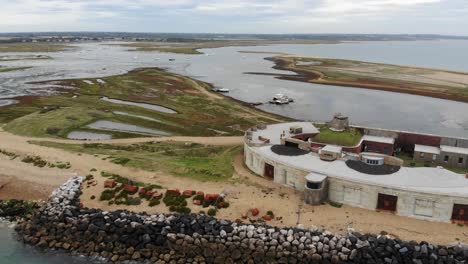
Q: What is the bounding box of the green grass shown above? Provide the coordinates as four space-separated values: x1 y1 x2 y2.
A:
1 68 287 138
32 141 242 182
0 67 32 73
138 47 202 54
0 55 51 61
0 43 72 52
312 124 362 146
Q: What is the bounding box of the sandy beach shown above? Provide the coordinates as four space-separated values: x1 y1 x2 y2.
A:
0 129 467 245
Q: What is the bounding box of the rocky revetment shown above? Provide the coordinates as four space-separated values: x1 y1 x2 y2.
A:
14 177 468 263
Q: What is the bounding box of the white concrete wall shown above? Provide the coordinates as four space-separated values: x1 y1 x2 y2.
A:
244 143 308 191
327 178 468 222
244 143 468 223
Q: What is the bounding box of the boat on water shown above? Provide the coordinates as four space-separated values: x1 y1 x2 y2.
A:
214 88 230 93
269 94 294 104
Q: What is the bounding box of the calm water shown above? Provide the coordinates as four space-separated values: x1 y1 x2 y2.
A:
0 224 94 264
87 120 171 136
0 40 467 137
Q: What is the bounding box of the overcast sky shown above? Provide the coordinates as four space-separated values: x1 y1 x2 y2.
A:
0 0 467 35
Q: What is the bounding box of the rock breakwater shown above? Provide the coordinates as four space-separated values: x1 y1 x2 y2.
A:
15 177 468 263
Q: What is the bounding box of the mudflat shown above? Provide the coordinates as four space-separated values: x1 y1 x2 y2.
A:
263 56 468 103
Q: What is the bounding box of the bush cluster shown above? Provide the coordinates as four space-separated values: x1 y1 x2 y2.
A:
21 156 48 168
163 191 190 214
149 199 161 207
207 208 217 216
112 157 131 165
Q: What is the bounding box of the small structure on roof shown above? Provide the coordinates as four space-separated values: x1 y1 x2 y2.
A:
319 145 342 161
328 113 349 132
289 125 303 134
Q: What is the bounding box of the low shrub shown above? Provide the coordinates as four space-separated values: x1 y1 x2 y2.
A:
21 155 48 168
90 195 96 200
178 207 191 214
329 201 343 208
149 199 161 207
126 197 141 206
100 190 115 201
193 194 204 201
207 208 217 216
112 157 131 165
46 127 60 135
266 210 274 218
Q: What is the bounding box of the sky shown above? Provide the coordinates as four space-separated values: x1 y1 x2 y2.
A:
0 0 467 35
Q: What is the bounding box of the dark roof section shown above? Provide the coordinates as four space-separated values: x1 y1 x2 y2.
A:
345 160 401 175
271 145 310 156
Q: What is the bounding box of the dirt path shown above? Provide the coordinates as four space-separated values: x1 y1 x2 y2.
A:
0 130 467 245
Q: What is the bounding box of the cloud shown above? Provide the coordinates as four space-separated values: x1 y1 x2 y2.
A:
0 0 465 34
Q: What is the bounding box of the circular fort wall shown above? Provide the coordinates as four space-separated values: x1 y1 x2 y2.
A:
243 142 468 223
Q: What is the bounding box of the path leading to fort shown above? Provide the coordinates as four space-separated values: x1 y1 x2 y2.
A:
0 129 467 245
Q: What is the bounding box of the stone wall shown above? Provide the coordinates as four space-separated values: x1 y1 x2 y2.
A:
15 177 468 263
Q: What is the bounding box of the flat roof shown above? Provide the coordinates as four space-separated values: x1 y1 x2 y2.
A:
321 145 342 153
250 122 319 145
306 173 328 182
440 145 468 155
253 145 468 197
362 135 395 145
415 144 441 155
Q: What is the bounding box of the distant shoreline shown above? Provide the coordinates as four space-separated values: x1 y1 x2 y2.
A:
250 56 468 104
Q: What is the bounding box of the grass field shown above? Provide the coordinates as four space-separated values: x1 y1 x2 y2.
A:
271 56 468 103
0 67 32 73
1 68 287 138
0 55 51 61
312 124 363 146
0 43 72 52
33 141 241 181
118 43 203 54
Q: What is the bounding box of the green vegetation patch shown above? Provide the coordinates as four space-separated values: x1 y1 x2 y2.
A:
0 67 32 73
2 68 287 138
312 124 362 147
33 141 241 182
0 43 72 53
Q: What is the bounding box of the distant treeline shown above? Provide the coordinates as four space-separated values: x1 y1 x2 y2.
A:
0 32 467 43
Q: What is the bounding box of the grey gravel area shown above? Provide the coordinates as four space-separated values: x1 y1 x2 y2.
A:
346 160 401 175
271 145 310 156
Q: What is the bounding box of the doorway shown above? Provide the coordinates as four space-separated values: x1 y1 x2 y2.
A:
377 193 398 212
264 163 275 179
452 204 468 223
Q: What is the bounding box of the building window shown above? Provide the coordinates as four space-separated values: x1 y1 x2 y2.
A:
384 147 389 154
444 155 449 163
420 152 425 158
306 181 322 190
432 154 437 161
375 146 381 153
366 159 379 165
459 157 464 164
367 146 373 152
